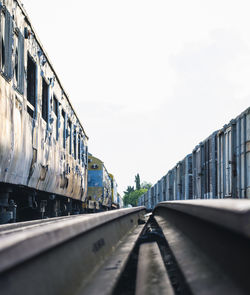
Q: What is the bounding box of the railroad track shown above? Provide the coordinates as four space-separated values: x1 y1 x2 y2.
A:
0 208 146 295
1 200 250 295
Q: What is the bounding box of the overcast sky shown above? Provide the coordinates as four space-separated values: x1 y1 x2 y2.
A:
21 0 249 194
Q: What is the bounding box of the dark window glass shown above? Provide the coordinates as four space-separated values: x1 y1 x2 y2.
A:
78 135 81 164
42 78 49 123
68 120 72 154
0 8 13 80
62 110 66 148
73 127 77 160
53 95 58 116
53 95 59 140
14 34 18 85
82 140 85 167
14 31 24 93
27 54 36 117
0 11 6 72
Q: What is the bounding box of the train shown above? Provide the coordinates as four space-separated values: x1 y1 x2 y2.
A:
138 107 250 210
86 154 122 212
0 0 121 224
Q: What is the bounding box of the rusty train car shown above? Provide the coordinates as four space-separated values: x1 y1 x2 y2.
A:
0 0 89 223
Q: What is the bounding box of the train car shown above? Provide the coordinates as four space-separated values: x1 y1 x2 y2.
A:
147 187 152 209
140 194 145 207
156 180 161 203
148 107 249 209
192 132 217 199
137 189 152 210
235 108 250 198
165 170 174 201
161 175 167 201
109 173 119 209
172 165 178 200
87 154 112 211
204 132 217 199
0 0 88 223
117 193 123 208
148 186 154 210
192 143 205 199
152 183 157 207
183 154 193 200
176 161 184 200
137 195 141 206
217 108 250 198
144 190 148 209
217 122 236 198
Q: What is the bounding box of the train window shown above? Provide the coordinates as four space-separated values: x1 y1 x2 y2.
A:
62 110 66 148
53 95 58 115
0 7 12 80
53 95 59 140
73 127 77 160
78 135 81 164
14 31 24 94
82 141 86 167
42 78 49 123
85 146 88 166
27 54 37 117
14 34 18 86
68 120 72 154
0 10 6 72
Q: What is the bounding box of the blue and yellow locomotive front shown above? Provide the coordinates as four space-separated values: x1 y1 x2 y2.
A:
86 154 112 211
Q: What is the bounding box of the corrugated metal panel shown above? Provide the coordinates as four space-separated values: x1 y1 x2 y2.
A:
246 110 250 198
184 154 193 199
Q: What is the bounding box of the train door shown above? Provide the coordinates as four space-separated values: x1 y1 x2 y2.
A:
196 147 202 198
169 171 174 200
192 149 197 198
173 167 177 200
210 133 218 198
185 155 193 199
236 112 249 198
217 132 224 198
150 187 154 207
224 125 236 197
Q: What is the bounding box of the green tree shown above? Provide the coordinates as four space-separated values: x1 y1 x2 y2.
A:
135 173 141 190
123 189 147 207
123 174 151 207
123 186 134 195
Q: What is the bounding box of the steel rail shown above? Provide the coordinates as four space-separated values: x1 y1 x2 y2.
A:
0 215 82 235
153 200 250 295
0 207 146 295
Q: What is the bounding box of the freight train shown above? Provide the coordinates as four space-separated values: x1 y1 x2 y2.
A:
139 107 250 209
0 0 121 224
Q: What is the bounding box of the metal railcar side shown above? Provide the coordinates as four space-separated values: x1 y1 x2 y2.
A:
235 107 250 198
0 0 88 223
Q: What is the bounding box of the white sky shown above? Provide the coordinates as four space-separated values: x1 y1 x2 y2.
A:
21 0 250 194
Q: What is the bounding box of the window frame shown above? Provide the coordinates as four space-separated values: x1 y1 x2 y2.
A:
42 76 49 124
26 53 37 119
13 28 24 94
0 6 13 81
